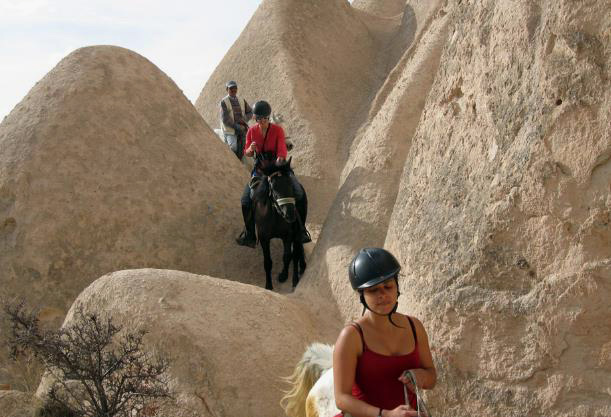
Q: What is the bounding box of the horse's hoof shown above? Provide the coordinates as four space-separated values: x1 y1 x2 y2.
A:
265 284 273 291
299 263 307 276
278 273 288 283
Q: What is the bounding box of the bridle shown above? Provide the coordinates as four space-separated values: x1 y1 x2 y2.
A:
403 370 432 417
267 171 296 219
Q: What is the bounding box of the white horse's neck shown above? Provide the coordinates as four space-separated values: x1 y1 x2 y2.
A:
307 368 340 417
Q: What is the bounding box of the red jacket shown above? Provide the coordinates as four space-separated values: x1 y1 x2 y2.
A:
244 123 288 159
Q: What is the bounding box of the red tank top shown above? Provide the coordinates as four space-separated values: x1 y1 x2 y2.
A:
335 317 421 416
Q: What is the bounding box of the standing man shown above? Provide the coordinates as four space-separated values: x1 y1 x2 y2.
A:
220 80 253 160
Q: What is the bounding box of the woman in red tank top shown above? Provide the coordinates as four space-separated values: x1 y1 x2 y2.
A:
333 248 437 417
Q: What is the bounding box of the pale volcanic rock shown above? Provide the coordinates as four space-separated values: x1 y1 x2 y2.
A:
0 45 263 382
38 269 326 417
0 390 39 417
299 0 449 325
351 0 406 17
383 1 610 416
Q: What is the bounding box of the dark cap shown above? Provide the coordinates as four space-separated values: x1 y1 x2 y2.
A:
226 80 238 88
348 248 401 290
253 100 272 118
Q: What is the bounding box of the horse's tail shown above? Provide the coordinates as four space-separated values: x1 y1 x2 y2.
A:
280 343 333 417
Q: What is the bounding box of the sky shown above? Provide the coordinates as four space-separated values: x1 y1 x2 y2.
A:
0 0 263 119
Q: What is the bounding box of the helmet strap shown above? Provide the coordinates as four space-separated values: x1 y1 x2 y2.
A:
359 291 368 315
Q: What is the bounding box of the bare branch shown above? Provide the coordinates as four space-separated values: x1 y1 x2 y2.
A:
3 300 172 417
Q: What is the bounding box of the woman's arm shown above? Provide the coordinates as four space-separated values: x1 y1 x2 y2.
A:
400 317 437 390
244 129 255 157
333 326 376 417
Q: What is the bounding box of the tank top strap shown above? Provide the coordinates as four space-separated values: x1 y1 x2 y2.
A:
349 322 367 352
407 316 418 344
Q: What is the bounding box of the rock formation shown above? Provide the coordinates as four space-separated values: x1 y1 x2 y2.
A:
298 0 610 416
299 0 448 322
384 1 610 415
38 269 336 417
0 45 267 383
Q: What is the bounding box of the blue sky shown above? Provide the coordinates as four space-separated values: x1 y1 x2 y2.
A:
0 0 263 119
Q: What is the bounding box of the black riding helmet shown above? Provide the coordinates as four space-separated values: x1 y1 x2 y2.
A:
253 100 272 119
349 248 402 326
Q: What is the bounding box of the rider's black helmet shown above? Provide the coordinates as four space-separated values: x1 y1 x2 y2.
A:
350 248 403 326
253 100 272 118
349 247 401 290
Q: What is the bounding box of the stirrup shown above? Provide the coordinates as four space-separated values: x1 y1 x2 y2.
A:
249 176 262 189
236 230 257 248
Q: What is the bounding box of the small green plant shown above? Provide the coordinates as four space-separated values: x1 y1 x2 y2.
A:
4 300 171 417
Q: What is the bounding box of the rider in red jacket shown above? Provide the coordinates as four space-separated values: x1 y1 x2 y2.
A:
243 119 288 161
236 100 311 248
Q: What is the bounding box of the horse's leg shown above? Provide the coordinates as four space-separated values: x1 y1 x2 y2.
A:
278 237 291 283
261 238 273 290
292 240 303 289
299 240 307 276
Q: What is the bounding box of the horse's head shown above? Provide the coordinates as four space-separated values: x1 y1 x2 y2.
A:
266 158 297 223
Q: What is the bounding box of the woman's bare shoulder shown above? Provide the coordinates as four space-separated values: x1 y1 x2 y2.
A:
403 314 429 338
338 322 361 338
407 315 425 327
335 322 363 351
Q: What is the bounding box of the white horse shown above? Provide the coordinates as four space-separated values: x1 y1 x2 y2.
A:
280 343 339 417
281 344 432 417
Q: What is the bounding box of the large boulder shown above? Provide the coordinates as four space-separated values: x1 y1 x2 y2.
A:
0 45 266 383
38 269 335 417
383 1 610 416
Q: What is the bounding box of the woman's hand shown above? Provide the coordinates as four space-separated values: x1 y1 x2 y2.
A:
276 156 286 164
385 405 419 417
398 368 428 393
244 141 257 157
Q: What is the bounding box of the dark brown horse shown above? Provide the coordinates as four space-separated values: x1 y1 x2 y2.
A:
251 158 306 290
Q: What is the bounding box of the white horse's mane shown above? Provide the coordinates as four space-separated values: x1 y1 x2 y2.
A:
302 343 333 371
281 343 336 417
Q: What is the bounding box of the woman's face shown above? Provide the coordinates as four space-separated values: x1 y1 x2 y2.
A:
257 116 269 129
362 278 398 315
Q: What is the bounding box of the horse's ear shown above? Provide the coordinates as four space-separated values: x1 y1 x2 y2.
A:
287 156 292 169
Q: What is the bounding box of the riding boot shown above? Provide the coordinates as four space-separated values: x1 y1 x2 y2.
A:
295 196 312 244
236 132 244 161
236 204 257 248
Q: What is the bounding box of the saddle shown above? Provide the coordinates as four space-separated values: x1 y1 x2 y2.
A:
249 176 262 199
